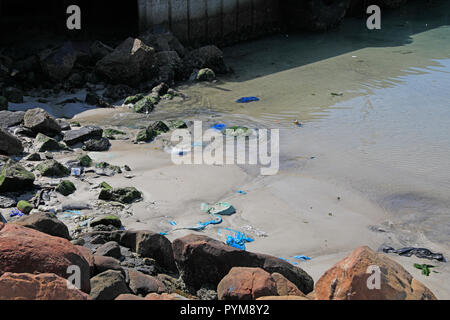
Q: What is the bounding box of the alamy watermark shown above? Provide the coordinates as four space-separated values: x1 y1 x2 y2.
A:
170 121 279 176
366 265 381 290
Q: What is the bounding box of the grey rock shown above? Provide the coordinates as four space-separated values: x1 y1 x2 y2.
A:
95 38 156 85
120 230 177 273
23 108 61 136
0 111 25 128
90 270 130 300
14 212 71 240
63 126 103 145
0 127 23 155
95 241 122 260
40 42 77 81
82 137 110 151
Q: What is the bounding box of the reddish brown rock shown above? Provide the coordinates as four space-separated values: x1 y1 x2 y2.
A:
128 269 166 296
93 255 123 275
172 234 313 293
271 272 306 297
76 245 95 277
115 294 146 300
0 224 90 293
257 296 310 300
314 246 437 300
145 293 189 300
0 272 90 300
217 267 278 300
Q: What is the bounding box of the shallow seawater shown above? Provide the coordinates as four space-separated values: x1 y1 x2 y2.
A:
165 0 450 246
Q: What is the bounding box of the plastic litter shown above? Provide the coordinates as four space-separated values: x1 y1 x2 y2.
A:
237 190 247 195
64 210 82 215
211 124 226 131
382 246 445 262
169 220 177 226
218 228 254 250
236 97 260 103
10 208 24 217
293 255 311 261
414 263 436 276
201 202 236 216
71 167 82 176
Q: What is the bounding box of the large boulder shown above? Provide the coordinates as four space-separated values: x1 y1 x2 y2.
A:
90 270 130 300
0 223 90 293
172 234 314 293
314 246 437 300
0 127 23 155
95 38 156 85
14 212 71 240
40 42 77 81
128 269 166 296
63 126 103 145
0 110 25 128
120 230 177 273
217 267 277 300
0 272 90 300
23 108 61 136
0 159 35 192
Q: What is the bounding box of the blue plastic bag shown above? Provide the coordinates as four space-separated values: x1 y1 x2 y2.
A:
236 97 260 103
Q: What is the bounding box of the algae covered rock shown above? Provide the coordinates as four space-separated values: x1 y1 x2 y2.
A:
196 68 216 81
135 121 170 142
35 133 64 152
133 96 154 114
78 154 92 167
124 94 144 105
103 128 126 140
17 200 33 214
35 160 70 177
0 160 35 192
99 187 142 204
56 180 76 196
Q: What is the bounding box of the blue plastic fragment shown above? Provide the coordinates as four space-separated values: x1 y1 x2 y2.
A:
293 255 311 261
236 97 260 103
10 208 24 217
237 190 247 195
220 228 254 250
211 124 226 131
169 220 177 226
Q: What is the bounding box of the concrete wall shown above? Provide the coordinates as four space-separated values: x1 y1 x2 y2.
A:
137 0 281 45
